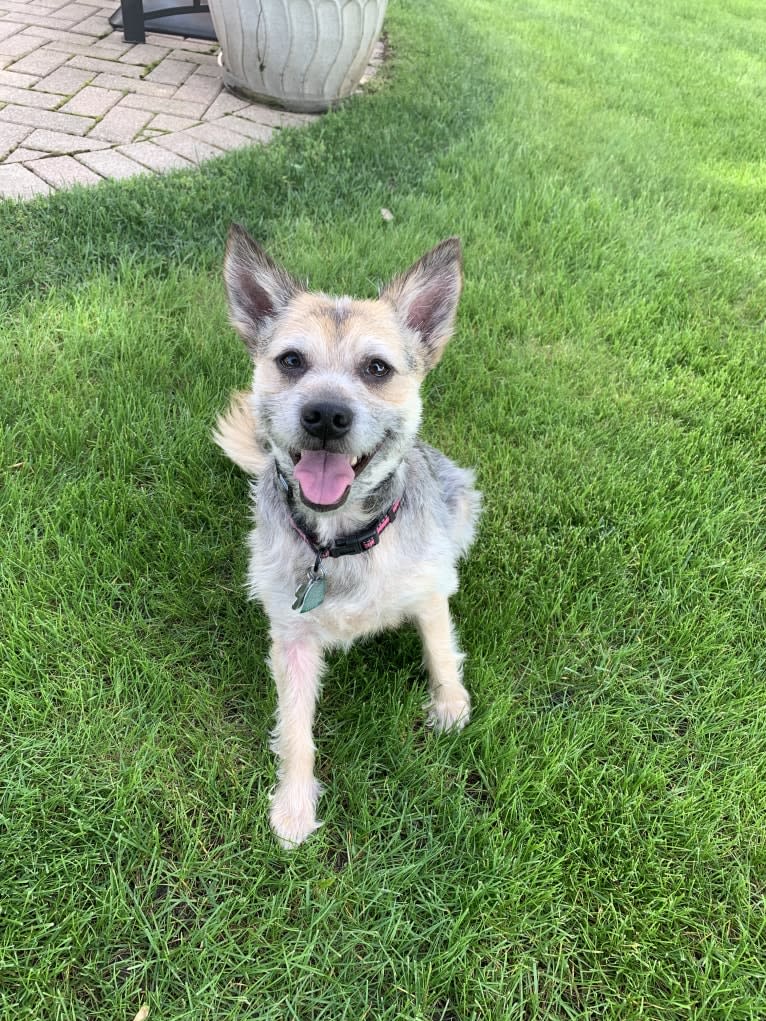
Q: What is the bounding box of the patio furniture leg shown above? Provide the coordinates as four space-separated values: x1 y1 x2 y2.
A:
121 0 146 43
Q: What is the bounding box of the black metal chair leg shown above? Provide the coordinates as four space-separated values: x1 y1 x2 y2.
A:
110 0 215 43
121 0 146 43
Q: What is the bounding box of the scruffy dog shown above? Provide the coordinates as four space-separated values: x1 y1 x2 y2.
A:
215 225 480 847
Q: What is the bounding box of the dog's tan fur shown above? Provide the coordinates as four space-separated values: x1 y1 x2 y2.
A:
213 390 269 476
216 227 480 846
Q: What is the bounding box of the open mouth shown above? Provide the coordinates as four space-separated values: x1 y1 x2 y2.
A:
290 446 379 512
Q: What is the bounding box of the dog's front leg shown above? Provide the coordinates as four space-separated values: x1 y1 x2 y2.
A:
268 632 324 848
415 593 471 733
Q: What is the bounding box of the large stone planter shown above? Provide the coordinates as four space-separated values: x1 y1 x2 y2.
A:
209 0 387 113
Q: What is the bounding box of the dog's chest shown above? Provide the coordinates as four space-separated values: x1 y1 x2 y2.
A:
248 522 457 645
302 552 433 641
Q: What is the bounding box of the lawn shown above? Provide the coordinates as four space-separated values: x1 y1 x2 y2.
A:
2 0 766 1017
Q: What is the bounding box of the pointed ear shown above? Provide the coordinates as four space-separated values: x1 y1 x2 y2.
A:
224 224 301 353
381 238 463 370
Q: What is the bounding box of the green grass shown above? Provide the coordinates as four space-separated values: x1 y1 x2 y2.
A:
2 0 766 1017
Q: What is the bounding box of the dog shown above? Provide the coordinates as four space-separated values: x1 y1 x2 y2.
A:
214 225 481 847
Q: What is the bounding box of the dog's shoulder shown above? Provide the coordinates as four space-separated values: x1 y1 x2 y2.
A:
408 442 481 558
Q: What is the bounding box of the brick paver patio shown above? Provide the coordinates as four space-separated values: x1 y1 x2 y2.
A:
0 1 382 199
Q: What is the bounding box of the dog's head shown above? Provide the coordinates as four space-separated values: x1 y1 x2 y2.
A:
223 225 462 514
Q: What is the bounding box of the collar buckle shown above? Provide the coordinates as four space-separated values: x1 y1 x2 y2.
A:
331 531 380 558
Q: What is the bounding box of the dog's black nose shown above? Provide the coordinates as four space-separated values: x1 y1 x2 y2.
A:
300 401 354 441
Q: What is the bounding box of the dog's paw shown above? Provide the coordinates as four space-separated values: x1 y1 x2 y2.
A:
426 688 471 733
270 781 322 849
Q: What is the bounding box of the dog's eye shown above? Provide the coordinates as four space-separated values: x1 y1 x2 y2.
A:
365 358 392 379
277 351 304 372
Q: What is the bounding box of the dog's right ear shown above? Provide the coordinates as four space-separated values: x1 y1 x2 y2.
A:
224 224 300 353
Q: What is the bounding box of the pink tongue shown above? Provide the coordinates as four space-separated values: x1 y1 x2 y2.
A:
293 450 355 507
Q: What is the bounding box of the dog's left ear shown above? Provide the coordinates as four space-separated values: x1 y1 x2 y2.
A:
224 224 301 354
381 238 463 370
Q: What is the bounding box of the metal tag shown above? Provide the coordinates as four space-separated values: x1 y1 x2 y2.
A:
292 570 326 613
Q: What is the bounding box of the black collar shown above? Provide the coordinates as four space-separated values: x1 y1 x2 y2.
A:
275 463 404 564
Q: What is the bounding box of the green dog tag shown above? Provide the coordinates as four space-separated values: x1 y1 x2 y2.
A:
292 572 326 613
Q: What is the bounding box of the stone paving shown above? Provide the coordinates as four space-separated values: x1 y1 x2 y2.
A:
0 1 381 199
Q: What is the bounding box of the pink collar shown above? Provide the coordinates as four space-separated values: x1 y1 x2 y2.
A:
276 464 403 564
